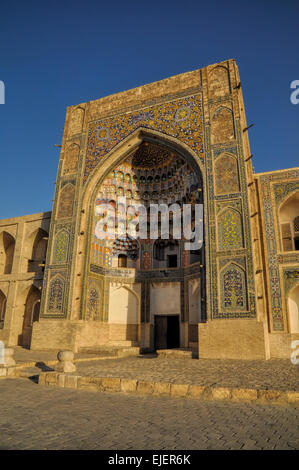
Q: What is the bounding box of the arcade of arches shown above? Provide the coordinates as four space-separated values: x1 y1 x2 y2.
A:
0 59 298 359
0 212 50 347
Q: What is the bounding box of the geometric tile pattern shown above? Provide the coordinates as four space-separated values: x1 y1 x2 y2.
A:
221 263 247 311
217 208 243 250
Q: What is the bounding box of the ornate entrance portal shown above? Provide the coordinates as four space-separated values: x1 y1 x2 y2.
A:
31 59 276 360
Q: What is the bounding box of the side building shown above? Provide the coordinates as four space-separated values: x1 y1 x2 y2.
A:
0 213 51 348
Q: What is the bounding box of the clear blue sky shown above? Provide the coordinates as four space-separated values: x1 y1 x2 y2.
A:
0 0 298 219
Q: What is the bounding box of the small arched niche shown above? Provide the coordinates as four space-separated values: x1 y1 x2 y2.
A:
279 191 299 252
0 231 15 274
208 66 230 99
28 228 48 272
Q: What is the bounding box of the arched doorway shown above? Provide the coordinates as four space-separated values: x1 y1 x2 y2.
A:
288 284 299 333
19 286 41 348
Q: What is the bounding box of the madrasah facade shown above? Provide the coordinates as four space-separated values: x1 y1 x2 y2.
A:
0 58 298 359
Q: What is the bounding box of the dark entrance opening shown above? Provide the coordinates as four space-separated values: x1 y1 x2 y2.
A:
167 254 177 268
118 254 127 267
295 237 299 251
154 315 180 350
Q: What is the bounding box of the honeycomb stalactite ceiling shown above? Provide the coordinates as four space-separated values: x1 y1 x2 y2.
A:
96 141 202 207
130 141 175 170
90 141 202 269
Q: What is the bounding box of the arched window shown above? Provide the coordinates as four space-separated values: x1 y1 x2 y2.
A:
279 192 299 252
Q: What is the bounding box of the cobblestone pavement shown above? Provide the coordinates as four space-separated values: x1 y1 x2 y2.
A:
0 378 298 450
57 356 299 391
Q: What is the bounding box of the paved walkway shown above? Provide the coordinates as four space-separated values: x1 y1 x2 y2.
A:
40 356 299 392
0 378 298 450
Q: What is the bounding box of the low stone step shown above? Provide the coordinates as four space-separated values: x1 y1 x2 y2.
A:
78 347 119 357
108 340 138 347
156 348 193 359
117 347 140 357
78 346 140 357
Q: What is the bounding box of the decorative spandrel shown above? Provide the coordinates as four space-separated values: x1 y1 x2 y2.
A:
85 94 203 183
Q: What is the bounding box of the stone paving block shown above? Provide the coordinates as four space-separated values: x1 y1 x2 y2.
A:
102 377 121 392
64 375 78 389
45 373 58 387
258 390 288 405
6 367 16 377
58 374 66 388
137 381 154 395
231 388 258 402
153 382 171 396
77 376 102 391
170 384 189 397
287 391 299 405
0 368 7 377
38 373 46 385
120 379 137 393
188 384 206 398
211 387 231 401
